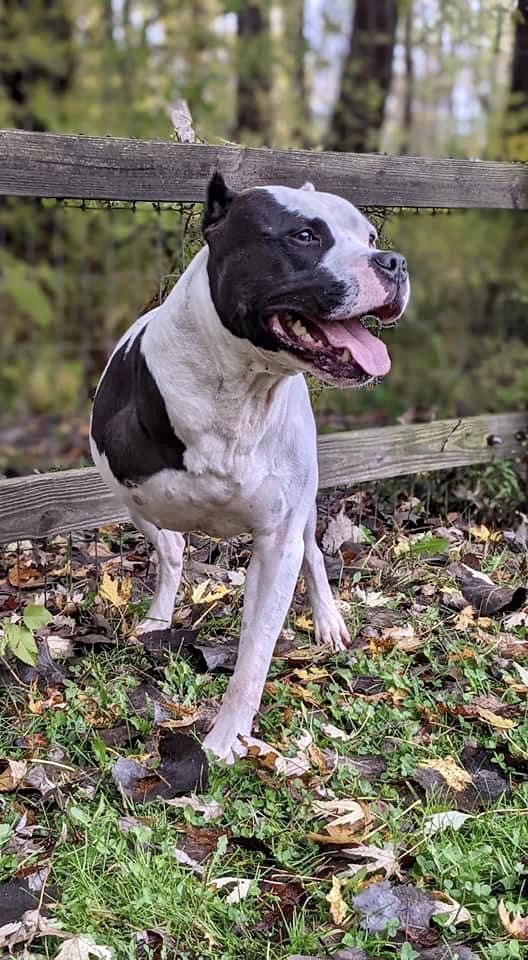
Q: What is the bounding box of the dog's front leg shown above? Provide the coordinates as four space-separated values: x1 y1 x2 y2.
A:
303 505 350 651
203 523 305 763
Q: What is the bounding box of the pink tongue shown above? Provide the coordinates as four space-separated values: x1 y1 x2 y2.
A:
318 318 391 377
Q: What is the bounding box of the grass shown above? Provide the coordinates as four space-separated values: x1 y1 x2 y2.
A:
1 500 528 958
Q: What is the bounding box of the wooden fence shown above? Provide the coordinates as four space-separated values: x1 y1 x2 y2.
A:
0 129 527 544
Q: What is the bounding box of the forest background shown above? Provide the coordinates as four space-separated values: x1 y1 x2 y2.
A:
1 0 528 445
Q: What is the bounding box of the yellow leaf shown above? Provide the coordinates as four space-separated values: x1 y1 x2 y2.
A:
475 707 515 730
499 900 528 940
326 875 348 925
191 580 229 604
419 756 473 791
100 572 132 608
469 524 491 542
295 614 313 631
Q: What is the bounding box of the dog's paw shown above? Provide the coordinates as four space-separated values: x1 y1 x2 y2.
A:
313 607 350 652
202 710 253 764
135 617 172 635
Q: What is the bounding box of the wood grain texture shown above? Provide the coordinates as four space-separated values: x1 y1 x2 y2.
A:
1 413 526 543
1 129 528 209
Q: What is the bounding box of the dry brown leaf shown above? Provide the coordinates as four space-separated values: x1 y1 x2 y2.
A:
0 759 27 792
454 606 475 630
475 707 515 730
342 843 402 880
191 580 230 605
432 890 472 925
326 875 348 925
54 935 113 959
7 565 43 588
498 900 528 940
418 756 473 792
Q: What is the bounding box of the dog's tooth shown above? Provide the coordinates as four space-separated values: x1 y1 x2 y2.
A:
291 320 304 337
341 349 351 362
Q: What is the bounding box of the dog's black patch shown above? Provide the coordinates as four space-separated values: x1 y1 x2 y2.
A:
204 188 347 351
91 327 186 485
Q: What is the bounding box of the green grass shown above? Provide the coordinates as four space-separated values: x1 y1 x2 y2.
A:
1 521 528 959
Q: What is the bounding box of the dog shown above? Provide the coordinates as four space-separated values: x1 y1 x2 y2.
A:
90 174 410 762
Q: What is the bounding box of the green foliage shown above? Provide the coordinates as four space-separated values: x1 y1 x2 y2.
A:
0 604 51 666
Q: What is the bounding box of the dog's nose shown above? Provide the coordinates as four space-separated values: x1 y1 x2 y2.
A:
372 251 407 278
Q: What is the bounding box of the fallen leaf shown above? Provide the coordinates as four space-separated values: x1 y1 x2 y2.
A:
165 794 223 821
475 707 515 730
211 876 252 904
321 505 353 555
326 875 348 925
7 566 44 589
432 890 471 925
0 759 27 792
112 731 208 802
242 732 312 778
341 843 402 880
418 756 473 792
99 572 132 608
295 614 314 631
191 580 230 605
515 661 528 686
498 900 528 940
424 811 474 837
353 587 391 607
321 722 352 742
54 935 113 959
450 563 526 616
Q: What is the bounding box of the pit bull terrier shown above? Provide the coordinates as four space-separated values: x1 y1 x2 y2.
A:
90 174 410 762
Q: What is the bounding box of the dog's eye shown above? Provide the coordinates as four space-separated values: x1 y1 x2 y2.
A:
369 232 377 248
292 228 317 243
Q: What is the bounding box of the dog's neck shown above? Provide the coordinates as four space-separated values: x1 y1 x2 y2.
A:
142 246 299 447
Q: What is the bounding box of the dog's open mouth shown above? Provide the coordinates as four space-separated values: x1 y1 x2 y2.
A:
268 308 397 383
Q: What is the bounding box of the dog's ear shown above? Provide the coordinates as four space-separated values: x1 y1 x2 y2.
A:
203 172 235 235
300 181 316 192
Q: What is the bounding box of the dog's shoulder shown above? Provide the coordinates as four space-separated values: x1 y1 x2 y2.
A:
91 320 186 487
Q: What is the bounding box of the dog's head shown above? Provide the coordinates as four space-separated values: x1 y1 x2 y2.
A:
202 173 410 387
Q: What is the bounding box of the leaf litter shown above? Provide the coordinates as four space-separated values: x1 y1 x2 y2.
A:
1 487 528 957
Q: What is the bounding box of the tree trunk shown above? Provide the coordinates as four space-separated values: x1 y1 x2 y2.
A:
0 0 74 130
327 0 398 153
283 0 310 147
510 0 528 131
401 1 414 154
234 0 272 145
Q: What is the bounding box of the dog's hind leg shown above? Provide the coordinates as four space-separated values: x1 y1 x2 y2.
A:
302 505 350 652
131 514 185 634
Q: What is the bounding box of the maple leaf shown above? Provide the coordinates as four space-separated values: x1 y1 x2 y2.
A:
191 580 230 604
54 936 113 959
498 900 528 941
99 572 132 608
342 843 402 880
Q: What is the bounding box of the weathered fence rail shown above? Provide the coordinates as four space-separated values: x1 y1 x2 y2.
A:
1 129 528 209
1 129 527 544
0 412 525 544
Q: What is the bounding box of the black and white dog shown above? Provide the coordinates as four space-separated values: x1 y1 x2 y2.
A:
90 175 410 762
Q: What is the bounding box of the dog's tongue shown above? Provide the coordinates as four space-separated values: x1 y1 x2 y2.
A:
318 318 391 377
